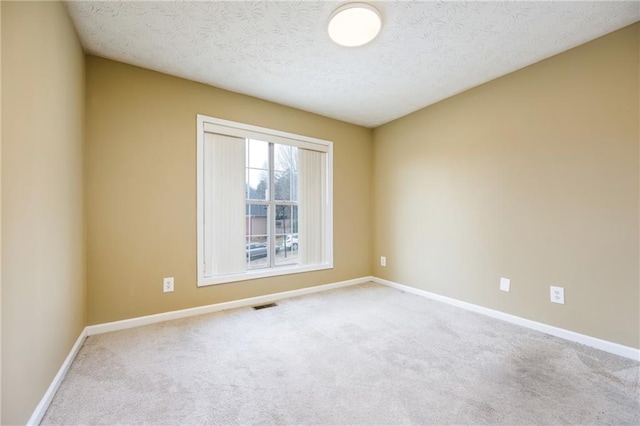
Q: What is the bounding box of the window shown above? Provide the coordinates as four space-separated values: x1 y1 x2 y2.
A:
197 114 333 286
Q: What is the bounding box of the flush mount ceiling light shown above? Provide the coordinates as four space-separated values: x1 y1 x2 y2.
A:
328 3 382 47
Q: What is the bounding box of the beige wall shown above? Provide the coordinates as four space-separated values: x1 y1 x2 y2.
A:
85 56 373 325
1 2 86 424
373 23 640 348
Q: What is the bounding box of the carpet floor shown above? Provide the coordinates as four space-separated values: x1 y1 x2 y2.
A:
42 282 639 425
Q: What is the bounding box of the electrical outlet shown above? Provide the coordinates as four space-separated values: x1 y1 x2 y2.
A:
500 277 510 292
163 277 174 293
380 256 386 267
550 286 564 304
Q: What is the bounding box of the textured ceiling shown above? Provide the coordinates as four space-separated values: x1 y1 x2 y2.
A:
65 1 639 128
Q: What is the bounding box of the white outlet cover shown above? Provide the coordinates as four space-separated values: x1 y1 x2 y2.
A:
500 277 511 292
550 286 564 304
380 256 386 267
163 277 174 293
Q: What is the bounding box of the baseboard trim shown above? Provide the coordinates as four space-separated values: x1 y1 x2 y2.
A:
33 275 635 425
29 276 372 423
373 277 640 361
86 276 372 336
27 328 88 426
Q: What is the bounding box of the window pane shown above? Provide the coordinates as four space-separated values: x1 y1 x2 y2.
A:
247 169 268 200
246 204 268 236
274 170 291 201
275 204 298 266
246 241 269 269
246 234 269 270
247 139 269 169
275 144 297 201
275 204 291 237
274 144 293 171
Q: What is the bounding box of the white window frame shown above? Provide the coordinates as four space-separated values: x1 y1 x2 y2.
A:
196 114 334 286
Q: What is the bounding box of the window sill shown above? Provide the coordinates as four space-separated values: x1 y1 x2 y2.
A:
197 262 334 287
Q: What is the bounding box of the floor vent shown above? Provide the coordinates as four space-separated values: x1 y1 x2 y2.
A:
253 302 278 310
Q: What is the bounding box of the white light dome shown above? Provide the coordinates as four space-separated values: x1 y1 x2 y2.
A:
328 3 382 47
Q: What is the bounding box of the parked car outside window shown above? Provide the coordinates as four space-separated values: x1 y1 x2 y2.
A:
285 234 298 250
246 243 268 260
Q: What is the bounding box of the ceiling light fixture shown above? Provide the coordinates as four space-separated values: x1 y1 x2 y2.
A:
328 3 382 47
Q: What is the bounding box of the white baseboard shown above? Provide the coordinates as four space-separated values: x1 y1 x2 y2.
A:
27 328 88 426
33 274 635 426
373 277 640 361
86 276 371 336
30 276 371 424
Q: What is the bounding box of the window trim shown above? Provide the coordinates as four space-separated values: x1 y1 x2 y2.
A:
196 114 334 287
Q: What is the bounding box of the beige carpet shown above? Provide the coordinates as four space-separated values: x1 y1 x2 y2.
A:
42 282 639 425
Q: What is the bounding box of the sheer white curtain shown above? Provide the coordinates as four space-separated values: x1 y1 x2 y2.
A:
203 133 246 276
298 149 326 265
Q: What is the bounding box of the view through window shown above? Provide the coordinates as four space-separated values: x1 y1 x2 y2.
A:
246 139 299 269
197 115 333 286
